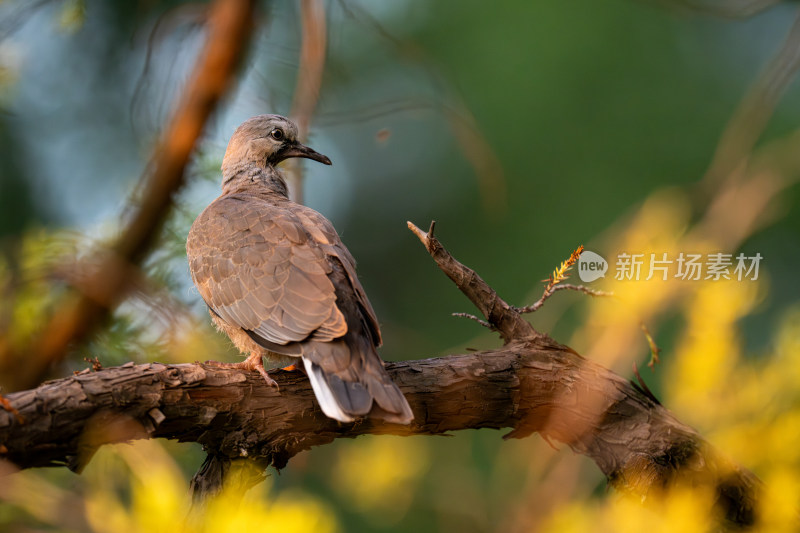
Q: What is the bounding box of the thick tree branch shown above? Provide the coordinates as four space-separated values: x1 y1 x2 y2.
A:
0 344 759 527
0 222 762 529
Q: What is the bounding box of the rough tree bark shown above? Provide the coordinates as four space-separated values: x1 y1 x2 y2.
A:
0 222 761 530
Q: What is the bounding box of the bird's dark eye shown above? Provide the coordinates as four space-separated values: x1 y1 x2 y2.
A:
270 129 284 141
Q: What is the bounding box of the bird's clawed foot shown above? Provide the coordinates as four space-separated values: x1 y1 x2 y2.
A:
205 354 279 390
0 392 24 423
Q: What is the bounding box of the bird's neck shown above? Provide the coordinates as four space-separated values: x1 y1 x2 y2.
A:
221 162 289 198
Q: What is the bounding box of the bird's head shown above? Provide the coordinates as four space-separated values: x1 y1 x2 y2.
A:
222 115 332 176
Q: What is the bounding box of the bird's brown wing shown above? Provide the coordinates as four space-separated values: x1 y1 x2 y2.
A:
289 207 411 423
291 207 382 346
299 255 413 423
186 194 347 347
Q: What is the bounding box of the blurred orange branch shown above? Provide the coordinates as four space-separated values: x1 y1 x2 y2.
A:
287 0 327 204
703 11 800 189
332 0 508 215
646 0 780 19
291 0 327 140
0 0 257 391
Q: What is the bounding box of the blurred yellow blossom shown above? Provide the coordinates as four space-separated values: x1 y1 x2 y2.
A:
332 435 429 523
78 440 337 533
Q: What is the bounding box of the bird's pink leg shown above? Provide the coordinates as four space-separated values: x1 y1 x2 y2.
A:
205 353 279 389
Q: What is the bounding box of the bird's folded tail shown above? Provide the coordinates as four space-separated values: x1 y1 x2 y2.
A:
302 343 413 425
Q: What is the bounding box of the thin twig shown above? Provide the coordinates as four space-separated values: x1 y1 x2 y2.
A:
512 246 613 314
640 322 662 369
515 284 613 314
408 220 537 343
541 433 560 452
632 361 661 406
452 312 493 330
334 0 507 216
552 284 613 297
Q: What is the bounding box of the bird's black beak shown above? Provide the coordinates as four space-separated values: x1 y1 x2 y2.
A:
278 141 332 165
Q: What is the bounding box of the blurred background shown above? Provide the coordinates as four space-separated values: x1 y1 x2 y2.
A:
1 0 800 531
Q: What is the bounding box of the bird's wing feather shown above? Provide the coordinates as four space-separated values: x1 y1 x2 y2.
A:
293 208 383 346
299 258 412 423
186 195 347 345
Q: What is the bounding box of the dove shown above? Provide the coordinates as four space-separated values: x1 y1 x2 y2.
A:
187 115 413 424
